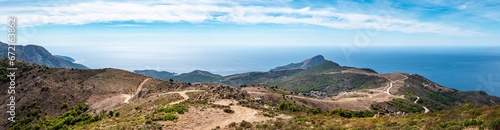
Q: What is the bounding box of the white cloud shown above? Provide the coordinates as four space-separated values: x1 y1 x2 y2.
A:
458 5 467 10
0 1 483 36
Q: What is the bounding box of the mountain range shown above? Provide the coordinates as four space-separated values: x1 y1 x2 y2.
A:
133 54 332 84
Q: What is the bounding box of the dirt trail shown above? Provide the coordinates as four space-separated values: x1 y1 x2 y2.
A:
385 76 408 95
244 75 410 111
385 80 396 95
166 90 205 105
89 78 150 112
414 96 430 113
123 78 151 103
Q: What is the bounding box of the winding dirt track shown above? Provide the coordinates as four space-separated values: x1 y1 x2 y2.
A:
166 90 205 105
90 78 151 112
123 78 151 103
385 76 408 95
414 96 430 113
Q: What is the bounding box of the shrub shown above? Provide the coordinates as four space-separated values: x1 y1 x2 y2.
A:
223 108 234 113
277 102 302 112
229 122 237 127
10 103 100 130
114 112 120 117
489 118 500 130
156 104 188 114
41 86 50 92
440 121 458 128
263 112 276 117
108 111 114 117
61 103 69 109
387 98 424 113
240 120 253 128
462 119 482 127
306 108 322 115
329 109 352 118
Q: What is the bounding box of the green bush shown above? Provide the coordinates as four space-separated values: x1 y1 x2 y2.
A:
229 122 237 127
489 118 500 130
329 109 375 118
263 112 276 117
462 119 482 127
306 108 322 114
156 104 188 114
440 121 458 128
277 102 303 112
9 103 100 130
114 112 120 117
387 98 424 113
240 120 253 128
223 108 234 113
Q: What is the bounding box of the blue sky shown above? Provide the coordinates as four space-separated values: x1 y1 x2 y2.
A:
1 0 500 45
0 0 499 73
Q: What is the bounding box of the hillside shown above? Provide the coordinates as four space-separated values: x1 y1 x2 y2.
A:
0 42 88 69
2 60 500 129
171 70 223 83
134 69 176 81
0 60 164 129
270 55 327 71
53 55 76 63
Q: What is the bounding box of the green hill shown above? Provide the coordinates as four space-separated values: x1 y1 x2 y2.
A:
172 70 223 83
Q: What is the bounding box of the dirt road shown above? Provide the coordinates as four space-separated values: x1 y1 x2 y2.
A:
166 90 205 105
414 96 430 113
385 76 408 95
123 78 151 103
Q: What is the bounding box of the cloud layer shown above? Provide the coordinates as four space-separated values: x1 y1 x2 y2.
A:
0 0 488 36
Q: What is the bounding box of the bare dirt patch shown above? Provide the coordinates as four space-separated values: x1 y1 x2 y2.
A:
87 78 151 113
163 99 290 130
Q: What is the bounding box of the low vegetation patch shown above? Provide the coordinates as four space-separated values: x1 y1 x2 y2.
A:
152 113 179 121
10 103 101 130
155 104 188 114
250 103 500 129
387 98 424 113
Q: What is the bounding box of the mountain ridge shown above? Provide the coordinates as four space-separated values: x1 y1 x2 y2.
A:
270 55 327 71
0 42 88 69
133 69 176 81
171 69 223 83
